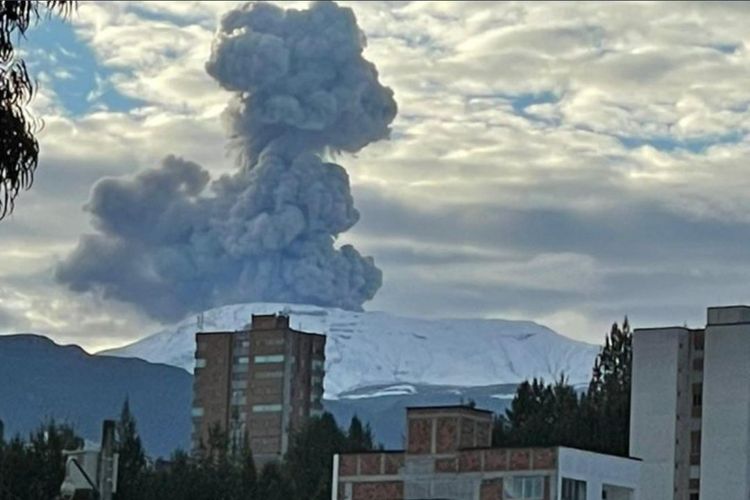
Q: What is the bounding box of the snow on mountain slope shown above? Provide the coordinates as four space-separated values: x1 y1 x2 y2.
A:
100 303 600 398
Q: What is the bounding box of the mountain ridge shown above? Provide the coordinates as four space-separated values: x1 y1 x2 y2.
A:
101 302 600 398
0 334 192 457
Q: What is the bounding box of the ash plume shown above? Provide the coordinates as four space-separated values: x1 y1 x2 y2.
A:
55 1 397 322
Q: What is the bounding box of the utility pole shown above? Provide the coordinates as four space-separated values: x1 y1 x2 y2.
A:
98 420 116 500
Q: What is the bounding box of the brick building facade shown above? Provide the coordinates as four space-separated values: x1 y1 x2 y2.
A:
191 313 325 463
334 406 640 500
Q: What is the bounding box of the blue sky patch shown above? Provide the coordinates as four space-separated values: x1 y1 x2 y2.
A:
618 130 745 153
20 17 143 116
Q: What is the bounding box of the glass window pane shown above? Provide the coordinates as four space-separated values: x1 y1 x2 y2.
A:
254 354 285 364
533 477 543 497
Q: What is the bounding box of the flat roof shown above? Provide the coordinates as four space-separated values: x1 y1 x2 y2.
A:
196 328 326 339
634 326 703 333
406 405 494 415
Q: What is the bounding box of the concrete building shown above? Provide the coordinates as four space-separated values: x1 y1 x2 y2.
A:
191 313 325 462
630 305 750 500
334 405 641 500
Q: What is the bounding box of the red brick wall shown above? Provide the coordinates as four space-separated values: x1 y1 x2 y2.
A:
436 417 458 453
458 450 482 472
340 455 358 476
360 454 382 475
476 421 491 447
509 449 531 470
533 448 556 469
484 449 508 471
194 332 232 451
384 454 404 474
352 481 404 500
459 417 475 449
435 457 458 473
407 418 432 454
480 478 503 500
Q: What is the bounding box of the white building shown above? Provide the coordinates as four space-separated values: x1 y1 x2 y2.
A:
630 305 750 500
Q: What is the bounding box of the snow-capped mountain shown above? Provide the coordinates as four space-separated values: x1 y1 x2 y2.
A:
101 303 600 399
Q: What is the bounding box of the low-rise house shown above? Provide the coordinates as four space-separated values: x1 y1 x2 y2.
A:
333 405 640 500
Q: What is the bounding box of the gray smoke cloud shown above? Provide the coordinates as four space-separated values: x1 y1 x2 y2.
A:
55 1 397 322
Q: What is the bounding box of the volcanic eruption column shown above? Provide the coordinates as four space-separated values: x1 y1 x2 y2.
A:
56 1 398 321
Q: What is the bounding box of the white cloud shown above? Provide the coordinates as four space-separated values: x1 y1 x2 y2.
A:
4 1 750 350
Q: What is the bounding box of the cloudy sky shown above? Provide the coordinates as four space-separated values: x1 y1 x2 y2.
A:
2 1 750 351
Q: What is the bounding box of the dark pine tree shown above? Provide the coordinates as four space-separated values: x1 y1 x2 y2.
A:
284 412 348 500
583 317 632 456
346 415 374 452
257 461 292 500
115 398 147 500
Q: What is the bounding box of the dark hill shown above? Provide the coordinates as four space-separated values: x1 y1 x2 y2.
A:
0 334 192 457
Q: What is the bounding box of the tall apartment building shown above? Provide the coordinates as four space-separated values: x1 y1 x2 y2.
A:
191 313 326 463
630 305 750 500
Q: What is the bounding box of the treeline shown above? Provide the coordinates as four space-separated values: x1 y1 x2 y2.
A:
492 319 632 456
0 422 83 499
0 403 376 500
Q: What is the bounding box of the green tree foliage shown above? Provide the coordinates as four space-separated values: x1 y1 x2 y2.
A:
0 420 82 500
346 415 374 452
115 399 147 500
117 410 371 500
492 318 633 457
582 317 632 456
496 376 581 448
256 462 292 500
0 1 76 219
284 412 348 500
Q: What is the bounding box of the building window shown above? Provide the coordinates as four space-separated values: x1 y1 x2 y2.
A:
254 354 285 364
252 404 282 413
561 478 586 500
691 431 701 465
231 390 246 406
311 359 325 372
255 370 284 379
504 476 544 499
191 407 204 417
235 356 249 364
231 379 248 389
693 332 705 351
232 363 249 373
692 384 703 407
195 358 206 369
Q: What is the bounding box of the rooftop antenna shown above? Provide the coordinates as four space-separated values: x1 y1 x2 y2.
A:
197 313 204 331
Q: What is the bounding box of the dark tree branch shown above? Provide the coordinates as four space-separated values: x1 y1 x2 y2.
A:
0 0 76 219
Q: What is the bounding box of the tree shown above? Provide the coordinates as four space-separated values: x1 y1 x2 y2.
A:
257 462 291 500
0 1 76 219
0 420 82 499
493 318 634 457
583 317 633 456
284 412 349 500
346 415 374 453
116 399 147 500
